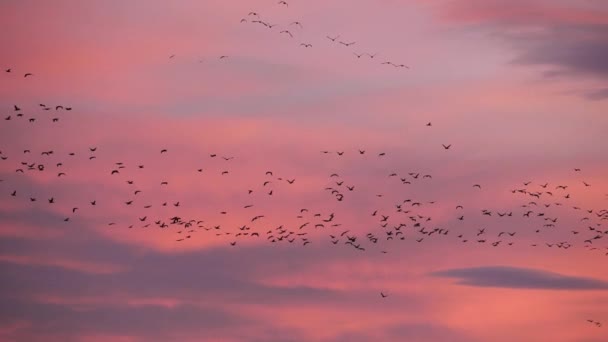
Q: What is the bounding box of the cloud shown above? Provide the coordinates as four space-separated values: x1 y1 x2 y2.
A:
0 254 126 275
584 88 608 101
438 0 608 100
509 25 608 78
0 296 251 342
431 265 608 290
325 322 478 342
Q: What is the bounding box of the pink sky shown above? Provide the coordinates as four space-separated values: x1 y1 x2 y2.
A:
1 1 608 341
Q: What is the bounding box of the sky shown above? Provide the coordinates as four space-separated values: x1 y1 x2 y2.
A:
1 0 608 341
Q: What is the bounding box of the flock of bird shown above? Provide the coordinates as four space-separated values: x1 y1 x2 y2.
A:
1 2 606 331
239 4 410 68
166 2 411 69
3 137 605 255
2 88 606 314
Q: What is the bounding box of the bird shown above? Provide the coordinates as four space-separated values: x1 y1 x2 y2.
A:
24 73 33 77
278 0 288 6
251 20 269 27
380 292 388 298
442 144 452 150
300 43 312 48
326 35 340 42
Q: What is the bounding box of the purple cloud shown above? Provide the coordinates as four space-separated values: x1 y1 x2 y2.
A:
432 265 608 290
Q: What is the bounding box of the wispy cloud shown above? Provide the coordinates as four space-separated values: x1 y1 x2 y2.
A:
432 265 608 290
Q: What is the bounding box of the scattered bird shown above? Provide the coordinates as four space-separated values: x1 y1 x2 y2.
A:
339 41 356 47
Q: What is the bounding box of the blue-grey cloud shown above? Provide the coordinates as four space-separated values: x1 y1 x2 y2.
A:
325 322 478 342
510 25 608 78
584 87 608 101
0 296 253 342
431 265 608 290
446 0 608 100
